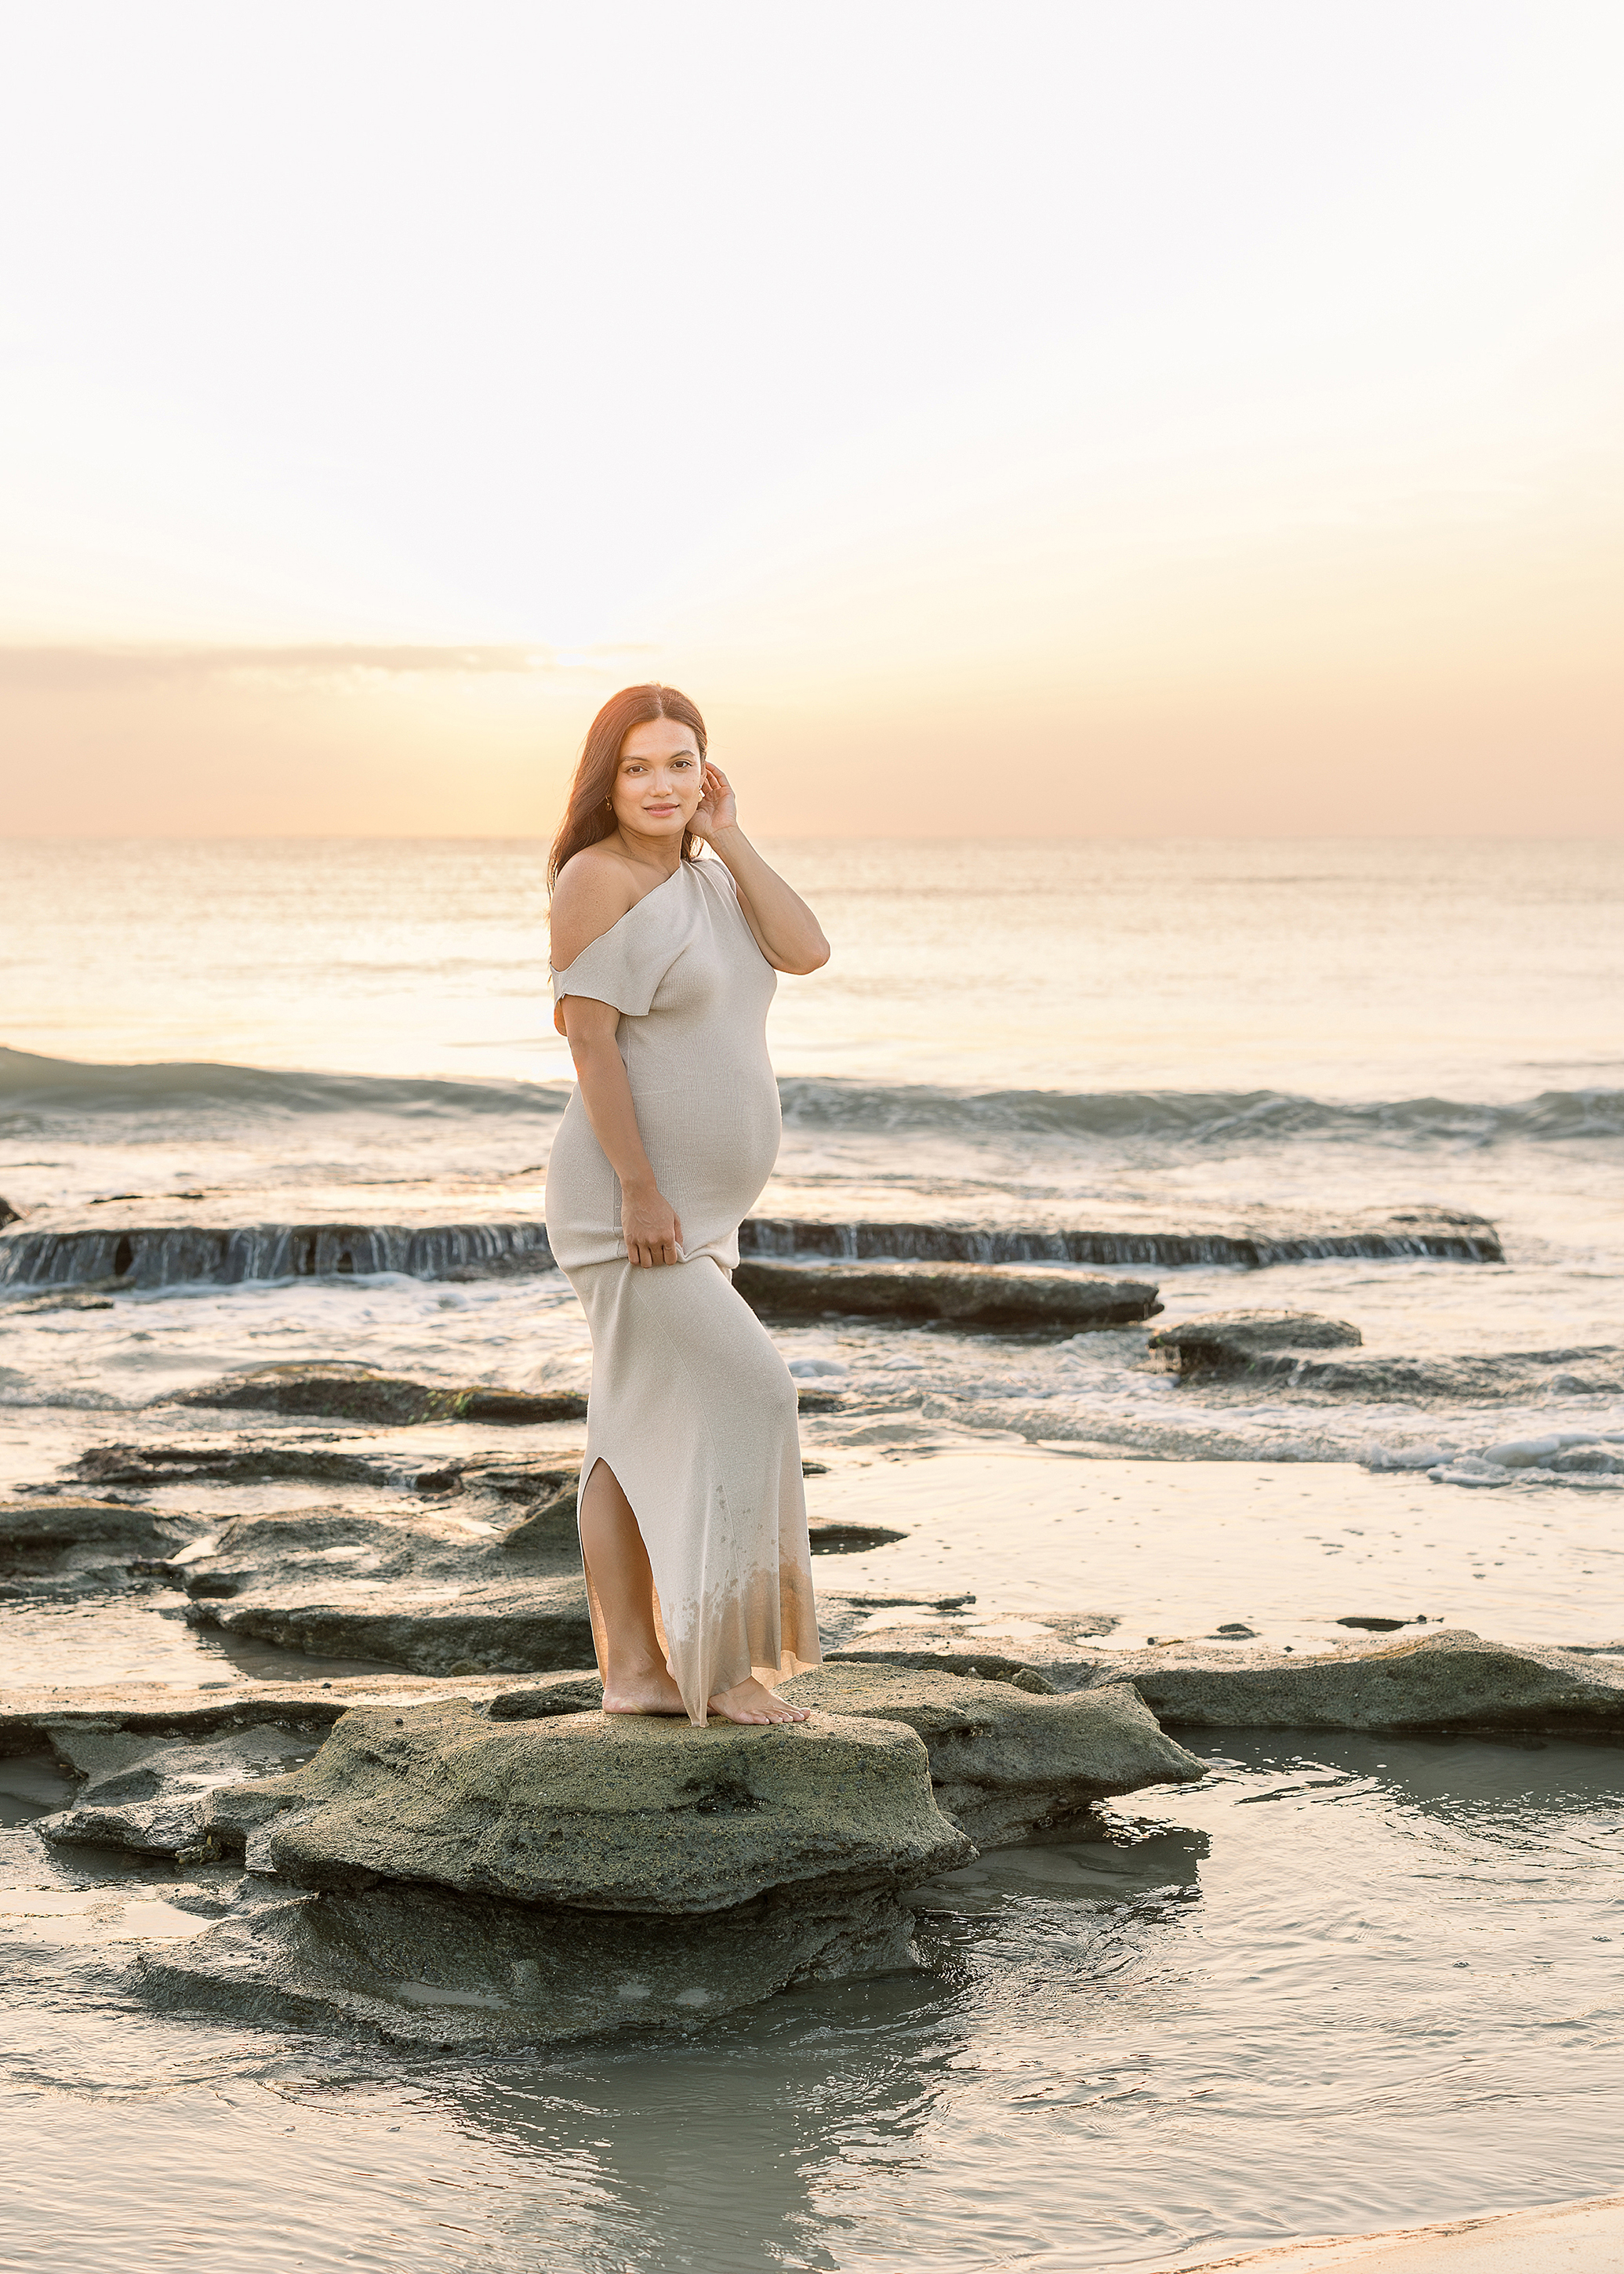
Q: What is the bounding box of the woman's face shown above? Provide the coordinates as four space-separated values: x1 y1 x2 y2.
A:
610 717 704 841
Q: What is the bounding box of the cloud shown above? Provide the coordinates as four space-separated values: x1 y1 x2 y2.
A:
0 642 653 690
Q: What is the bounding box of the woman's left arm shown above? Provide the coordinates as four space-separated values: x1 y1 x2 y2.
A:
691 765 830 975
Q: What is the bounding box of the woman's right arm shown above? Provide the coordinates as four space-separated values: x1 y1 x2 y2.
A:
559 997 683 1267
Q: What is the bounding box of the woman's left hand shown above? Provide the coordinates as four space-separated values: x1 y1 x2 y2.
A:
691 763 738 840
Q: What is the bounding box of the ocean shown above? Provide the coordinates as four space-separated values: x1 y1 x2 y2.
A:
2 834 1622 2270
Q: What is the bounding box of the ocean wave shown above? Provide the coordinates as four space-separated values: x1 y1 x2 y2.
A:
0 1046 569 1120
5 1046 1622 1145
777 1080 1624 1145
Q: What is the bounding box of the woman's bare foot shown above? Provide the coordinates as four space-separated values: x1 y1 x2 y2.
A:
601 1663 688 1716
707 1676 810 1726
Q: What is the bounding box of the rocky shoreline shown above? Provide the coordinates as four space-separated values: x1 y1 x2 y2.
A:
4 1339 1621 2061
13 1614 1619 2054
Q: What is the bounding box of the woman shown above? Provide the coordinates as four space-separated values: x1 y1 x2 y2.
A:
545 684 830 1727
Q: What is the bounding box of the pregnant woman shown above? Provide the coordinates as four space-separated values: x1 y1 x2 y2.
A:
545 685 830 1726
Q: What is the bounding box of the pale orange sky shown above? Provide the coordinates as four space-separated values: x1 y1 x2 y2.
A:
2 2 1620 837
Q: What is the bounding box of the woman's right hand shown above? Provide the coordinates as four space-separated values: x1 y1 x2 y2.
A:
622 1182 684 1268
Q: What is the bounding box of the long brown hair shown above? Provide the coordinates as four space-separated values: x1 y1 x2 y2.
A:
547 684 708 892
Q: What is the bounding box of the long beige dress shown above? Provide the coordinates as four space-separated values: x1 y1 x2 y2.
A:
546 855 821 1722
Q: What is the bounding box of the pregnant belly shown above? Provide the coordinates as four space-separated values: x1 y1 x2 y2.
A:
634 1063 781 1227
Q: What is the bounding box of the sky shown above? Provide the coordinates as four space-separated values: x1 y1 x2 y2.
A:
1 0 1619 837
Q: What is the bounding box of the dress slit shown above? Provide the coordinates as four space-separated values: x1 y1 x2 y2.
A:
576 1452 674 1694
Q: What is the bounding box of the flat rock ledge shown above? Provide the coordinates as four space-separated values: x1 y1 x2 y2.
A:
2 1497 206 1600
834 1624 1624 1735
779 1665 1204 1845
186 1574 596 1677
1146 1316 1624 1402
735 1259 1161 1328
1091 1628 1624 1735
198 1702 974 1909
171 1362 588 1426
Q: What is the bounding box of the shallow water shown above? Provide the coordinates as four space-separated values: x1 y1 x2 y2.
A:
3 1733 1621 2272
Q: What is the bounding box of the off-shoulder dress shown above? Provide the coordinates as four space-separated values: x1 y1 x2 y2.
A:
546 855 821 1722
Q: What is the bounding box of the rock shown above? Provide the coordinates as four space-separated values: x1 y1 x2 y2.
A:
202 1698 972 1912
136 1872 923 2050
0 1212 558 1291
0 1670 529 1753
0 1194 20 1230
460 1452 583 1502
737 1208 1503 1268
1146 1311 1363 1373
170 1505 571 1599
1147 1327 1623 1401
806 1516 909 1552
485 1674 606 1718
45 1719 323 1801
1092 1628 1624 1735
0 1497 204 1598
496 1491 581 1557
828 1611 1120 1691
187 1574 596 1677
73 1440 589 1505
163 1501 595 1676
778 1665 1204 1846
171 1364 588 1426
31 1719 330 1856
736 1259 1161 1328
76 1441 391 1490
5 1287 117 1313
39 1795 209 1854
830 1650 1055 1690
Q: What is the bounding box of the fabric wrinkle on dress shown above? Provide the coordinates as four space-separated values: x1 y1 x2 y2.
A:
546 855 821 1723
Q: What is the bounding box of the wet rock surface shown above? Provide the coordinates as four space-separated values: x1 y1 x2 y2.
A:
732 1264 1164 1328
187 1574 596 1678
1148 1312 1364 1372
830 1612 1122 1691
170 1362 588 1426
0 1497 206 1600
1263 1346 1624 1400
0 1670 525 1752
828 1622 1624 1735
1146 1321 1623 1402
202 1698 973 1910
1090 1628 1624 1735
735 1259 1163 1328
165 1502 576 1597
136 1872 925 2050
779 1664 1204 1845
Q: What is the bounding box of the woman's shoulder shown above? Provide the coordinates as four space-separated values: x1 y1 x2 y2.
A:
549 846 641 969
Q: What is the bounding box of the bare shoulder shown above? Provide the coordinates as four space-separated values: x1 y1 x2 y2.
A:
548 845 638 968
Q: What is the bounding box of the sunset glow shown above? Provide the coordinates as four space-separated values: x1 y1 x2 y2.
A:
2 1 1619 834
